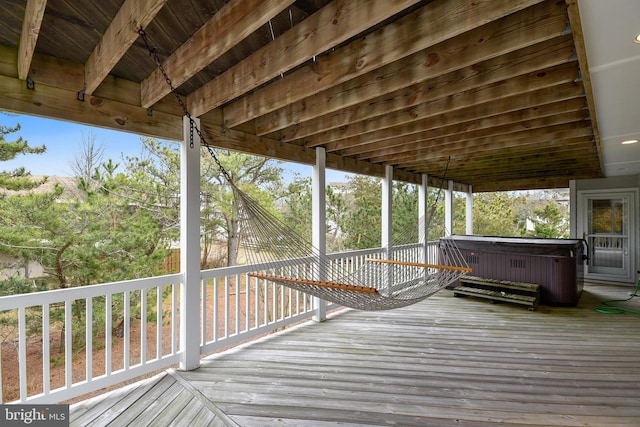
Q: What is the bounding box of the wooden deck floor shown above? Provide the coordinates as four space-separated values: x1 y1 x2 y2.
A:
70 283 640 426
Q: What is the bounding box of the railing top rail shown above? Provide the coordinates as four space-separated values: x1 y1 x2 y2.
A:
200 243 440 278
200 256 317 279
0 273 182 310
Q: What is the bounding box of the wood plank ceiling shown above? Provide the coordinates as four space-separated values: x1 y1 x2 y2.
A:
0 0 602 192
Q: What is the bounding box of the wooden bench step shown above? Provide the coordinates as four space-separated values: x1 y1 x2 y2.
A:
460 276 540 293
454 286 538 304
454 276 540 310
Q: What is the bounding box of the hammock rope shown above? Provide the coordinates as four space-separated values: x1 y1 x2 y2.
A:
138 28 471 310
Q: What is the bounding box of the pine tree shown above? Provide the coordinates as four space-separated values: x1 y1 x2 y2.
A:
0 123 46 191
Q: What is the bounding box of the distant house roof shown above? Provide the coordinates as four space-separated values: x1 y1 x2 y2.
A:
2 176 83 200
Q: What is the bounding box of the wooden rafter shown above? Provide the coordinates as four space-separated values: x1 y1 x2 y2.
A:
83 0 167 95
141 0 296 108
565 0 604 175
221 0 546 128
187 0 424 118
323 63 580 154
257 1 569 138
283 35 576 143
17 0 47 80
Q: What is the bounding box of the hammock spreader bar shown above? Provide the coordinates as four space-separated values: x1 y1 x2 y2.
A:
367 259 473 273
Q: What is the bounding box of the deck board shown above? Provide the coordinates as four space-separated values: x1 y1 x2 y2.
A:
70 284 640 426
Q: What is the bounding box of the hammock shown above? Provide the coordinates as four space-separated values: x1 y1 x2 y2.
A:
138 28 471 310
229 183 471 310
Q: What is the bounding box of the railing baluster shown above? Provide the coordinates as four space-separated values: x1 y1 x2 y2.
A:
18 306 27 401
224 276 229 338
156 286 162 360
254 276 259 329
124 291 130 371
65 300 72 389
42 304 50 396
244 274 250 333
106 293 112 376
86 297 92 382
235 273 240 336
213 278 218 342
172 284 178 356
141 289 147 365
201 278 207 346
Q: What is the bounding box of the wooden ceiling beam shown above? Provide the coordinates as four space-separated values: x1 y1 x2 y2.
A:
331 63 580 155
451 161 601 183
141 0 294 108
17 0 47 80
0 73 182 140
400 137 593 172
221 0 546 128
339 97 586 158
447 137 595 164
380 121 593 164
199 119 421 184
284 34 575 144
83 0 167 96
566 0 604 175
324 80 585 153
447 147 598 173
257 0 568 137
353 110 589 161
187 0 423 118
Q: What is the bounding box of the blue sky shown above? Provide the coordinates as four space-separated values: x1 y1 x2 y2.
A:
0 111 350 182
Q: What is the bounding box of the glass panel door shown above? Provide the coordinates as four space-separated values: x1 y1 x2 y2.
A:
585 195 630 278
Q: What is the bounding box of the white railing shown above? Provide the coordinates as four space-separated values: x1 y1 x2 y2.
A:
0 242 441 404
0 274 181 404
199 260 330 355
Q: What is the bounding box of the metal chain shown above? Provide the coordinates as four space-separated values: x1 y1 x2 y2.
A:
138 28 234 184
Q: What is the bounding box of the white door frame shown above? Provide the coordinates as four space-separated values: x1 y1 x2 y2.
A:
577 189 638 284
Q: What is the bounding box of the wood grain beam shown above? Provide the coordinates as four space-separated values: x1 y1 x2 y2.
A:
0 74 182 140
284 34 575 144
331 63 580 155
354 110 589 161
324 80 585 153
339 97 586 158
17 0 47 80
198 121 421 184
447 143 598 171
84 0 167 95
394 122 593 165
452 160 601 182
220 0 545 127
141 0 294 108
565 0 603 175
187 0 423 118
256 0 567 137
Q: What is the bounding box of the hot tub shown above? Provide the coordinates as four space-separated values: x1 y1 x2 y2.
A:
448 235 587 306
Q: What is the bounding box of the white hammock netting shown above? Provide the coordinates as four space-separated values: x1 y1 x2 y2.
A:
232 184 471 311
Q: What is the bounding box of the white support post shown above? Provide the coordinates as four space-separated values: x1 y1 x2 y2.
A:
419 174 429 264
466 185 473 235
312 147 327 322
382 165 393 249
445 179 454 236
382 165 393 293
180 116 201 370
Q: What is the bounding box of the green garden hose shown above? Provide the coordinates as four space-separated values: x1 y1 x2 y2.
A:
595 279 640 314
